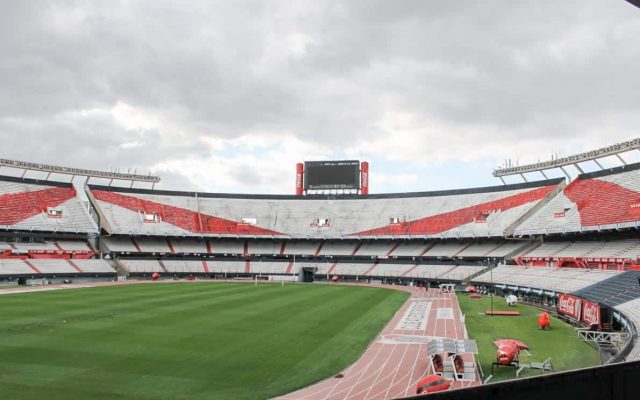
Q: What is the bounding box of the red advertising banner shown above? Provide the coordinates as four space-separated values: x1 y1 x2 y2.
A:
557 294 582 320
581 300 600 327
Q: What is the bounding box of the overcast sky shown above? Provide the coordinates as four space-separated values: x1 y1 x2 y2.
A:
1 0 639 194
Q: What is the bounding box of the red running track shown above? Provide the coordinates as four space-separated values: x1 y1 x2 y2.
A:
278 286 479 400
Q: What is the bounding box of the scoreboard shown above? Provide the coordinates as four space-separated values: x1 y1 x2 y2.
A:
304 160 360 190
296 160 368 195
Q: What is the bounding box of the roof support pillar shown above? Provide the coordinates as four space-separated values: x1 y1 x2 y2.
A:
573 163 584 174
594 159 605 170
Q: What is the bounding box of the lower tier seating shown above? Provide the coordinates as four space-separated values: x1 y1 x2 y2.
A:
472 265 620 294
614 298 640 361
520 239 640 261
0 240 94 257
0 259 115 276
103 237 528 259
572 270 640 307
117 259 486 281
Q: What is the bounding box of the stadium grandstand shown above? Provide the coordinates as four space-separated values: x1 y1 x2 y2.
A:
2 138 640 399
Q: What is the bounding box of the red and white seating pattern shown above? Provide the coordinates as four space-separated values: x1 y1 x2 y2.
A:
0 177 97 234
515 166 640 235
88 180 559 239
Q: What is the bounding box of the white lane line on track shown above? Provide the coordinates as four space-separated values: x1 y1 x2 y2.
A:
344 289 423 400
287 289 412 400
318 293 412 400
407 290 444 392
361 289 423 399
378 344 413 399
339 343 399 399
400 288 435 398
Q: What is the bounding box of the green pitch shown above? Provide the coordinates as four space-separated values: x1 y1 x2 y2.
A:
0 282 409 400
457 293 601 382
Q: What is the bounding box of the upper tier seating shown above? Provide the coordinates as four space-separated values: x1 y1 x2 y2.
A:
515 163 640 235
472 265 620 293
0 176 97 234
88 179 561 238
572 270 640 307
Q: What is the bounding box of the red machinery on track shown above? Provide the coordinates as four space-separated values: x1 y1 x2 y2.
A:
415 375 451 395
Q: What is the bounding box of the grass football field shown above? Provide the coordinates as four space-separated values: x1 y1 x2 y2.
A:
457 293 601 382
0 282 409 400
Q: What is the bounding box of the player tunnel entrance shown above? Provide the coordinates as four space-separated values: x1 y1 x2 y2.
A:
300 267 316 283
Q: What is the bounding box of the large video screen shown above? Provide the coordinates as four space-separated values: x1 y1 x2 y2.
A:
304 160 360 190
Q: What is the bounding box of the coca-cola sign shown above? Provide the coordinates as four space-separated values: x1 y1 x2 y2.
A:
581 300 600 326
296 172 303 189
557 294 582 320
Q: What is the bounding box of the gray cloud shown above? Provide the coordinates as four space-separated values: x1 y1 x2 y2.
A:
0 0 639 192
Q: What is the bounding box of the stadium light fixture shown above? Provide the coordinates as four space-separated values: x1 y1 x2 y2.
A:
493 138 640 182
0 158 161 188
